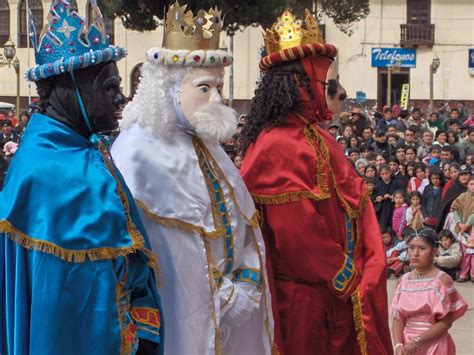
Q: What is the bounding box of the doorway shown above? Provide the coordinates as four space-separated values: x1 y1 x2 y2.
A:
377 68 410 110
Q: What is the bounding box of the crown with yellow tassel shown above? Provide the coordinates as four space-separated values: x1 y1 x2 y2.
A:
260 9 337 71
146 1 232 67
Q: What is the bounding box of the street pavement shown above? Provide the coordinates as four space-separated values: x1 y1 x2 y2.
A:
387 278 474 354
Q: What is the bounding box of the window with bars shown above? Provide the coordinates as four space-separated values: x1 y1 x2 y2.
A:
87 1 115 45
401 0 434 47
19 0 43 48
0 0 10 46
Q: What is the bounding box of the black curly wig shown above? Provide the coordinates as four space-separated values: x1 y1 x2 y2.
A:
239 60 313 155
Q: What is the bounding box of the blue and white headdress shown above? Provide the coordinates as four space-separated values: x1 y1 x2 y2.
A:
25 0 127 81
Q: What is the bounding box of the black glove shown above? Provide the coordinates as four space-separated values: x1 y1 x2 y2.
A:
136 338 159 355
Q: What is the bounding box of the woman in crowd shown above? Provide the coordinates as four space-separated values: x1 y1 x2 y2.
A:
434 129 448 147
437 164 471 231
374 164 405 229
451 175 474 282
390 228 467 355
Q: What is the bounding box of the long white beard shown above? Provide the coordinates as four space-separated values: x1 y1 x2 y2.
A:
191 103 237 143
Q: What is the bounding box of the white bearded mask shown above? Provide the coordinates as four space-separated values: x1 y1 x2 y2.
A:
121 62 237 143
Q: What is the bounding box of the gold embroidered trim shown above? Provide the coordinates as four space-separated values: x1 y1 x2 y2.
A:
193 137 260 229
249 228 278 353
136 199 226 239
351 286 368 355
0 220 142 263
201 235 223 355
135 326 161 336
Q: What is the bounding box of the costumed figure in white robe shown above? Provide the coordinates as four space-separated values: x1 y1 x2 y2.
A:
111 2 275 354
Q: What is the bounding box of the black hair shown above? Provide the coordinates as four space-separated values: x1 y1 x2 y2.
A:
408 191 422 203
240 60 313 155
380 226 394 236
435 129 446 139
402 226 414 237
438 229 455 241
393 189 406 202
408 228 439 247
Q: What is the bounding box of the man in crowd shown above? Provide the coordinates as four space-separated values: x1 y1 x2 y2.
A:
0 1 163 353
112 2 274 354
240 9 392 355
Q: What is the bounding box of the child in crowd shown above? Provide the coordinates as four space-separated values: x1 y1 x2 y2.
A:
386 226 412 277
406 191 424 229
408 162 429 193
422 169 444 228
452 175 474 282
390 228 467 355
434 230 461 279
365 176 378 205
381 226 396 252
422 145 441 167
392 190 408 240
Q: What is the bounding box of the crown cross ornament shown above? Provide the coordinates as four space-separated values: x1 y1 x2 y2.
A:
145 1 232 68
25 0 127 81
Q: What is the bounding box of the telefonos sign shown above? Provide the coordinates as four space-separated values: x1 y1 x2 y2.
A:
371 48 417 68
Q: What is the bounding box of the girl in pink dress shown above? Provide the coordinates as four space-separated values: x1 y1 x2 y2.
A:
390 228 468 354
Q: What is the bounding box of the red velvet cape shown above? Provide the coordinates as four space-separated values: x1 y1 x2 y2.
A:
242 115 393 355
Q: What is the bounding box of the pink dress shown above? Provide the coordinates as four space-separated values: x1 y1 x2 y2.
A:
392 203 407 238
390 270 468 354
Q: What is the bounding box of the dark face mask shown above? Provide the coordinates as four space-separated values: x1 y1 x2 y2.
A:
85 62 126 133
43 62 126 137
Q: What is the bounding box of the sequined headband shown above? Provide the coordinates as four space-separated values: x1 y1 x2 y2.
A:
409 228 440 247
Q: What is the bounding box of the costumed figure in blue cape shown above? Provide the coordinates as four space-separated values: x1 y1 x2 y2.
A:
0 1 163 354
111 2 275 354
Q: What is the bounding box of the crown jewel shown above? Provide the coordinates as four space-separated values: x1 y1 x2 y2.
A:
264 9 324 55
25 0 127 81
163 1 223 51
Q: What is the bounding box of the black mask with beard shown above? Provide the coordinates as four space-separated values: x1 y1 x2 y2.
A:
35 62 126 137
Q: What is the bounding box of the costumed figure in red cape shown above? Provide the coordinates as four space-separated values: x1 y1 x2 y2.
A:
240 9 393 355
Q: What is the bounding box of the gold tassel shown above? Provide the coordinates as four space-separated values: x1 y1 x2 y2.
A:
252 190 331 205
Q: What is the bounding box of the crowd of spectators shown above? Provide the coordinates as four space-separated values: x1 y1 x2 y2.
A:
330 103 474 282
226 101 474 283
3 99 473 282
0 108 31 189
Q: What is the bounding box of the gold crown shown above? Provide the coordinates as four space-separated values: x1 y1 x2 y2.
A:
163 1 223 51
264 9 324 55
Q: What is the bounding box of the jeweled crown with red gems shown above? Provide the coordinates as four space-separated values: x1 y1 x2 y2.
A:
25 0 127 81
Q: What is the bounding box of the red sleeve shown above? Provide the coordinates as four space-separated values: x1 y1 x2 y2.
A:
263 199 361 301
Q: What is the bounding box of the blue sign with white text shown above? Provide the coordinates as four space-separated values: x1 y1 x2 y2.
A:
371 48 417 68
469 49 474 68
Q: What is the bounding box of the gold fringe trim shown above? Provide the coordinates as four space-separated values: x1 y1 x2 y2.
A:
252 190 330 205
0 220 143 263
136 201 259 240
136 199 227 239
249 228 278 353
351 286 368 355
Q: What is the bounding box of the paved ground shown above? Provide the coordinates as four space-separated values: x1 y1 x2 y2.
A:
387 278 474 354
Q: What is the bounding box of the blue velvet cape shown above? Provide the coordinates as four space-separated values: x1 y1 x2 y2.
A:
0 114 163 354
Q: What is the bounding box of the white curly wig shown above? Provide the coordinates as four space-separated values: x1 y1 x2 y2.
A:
120 60 191 137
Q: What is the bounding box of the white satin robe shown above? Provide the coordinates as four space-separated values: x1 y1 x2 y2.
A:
111 123 274 355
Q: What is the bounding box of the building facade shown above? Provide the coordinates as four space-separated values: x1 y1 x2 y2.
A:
0 0 473 114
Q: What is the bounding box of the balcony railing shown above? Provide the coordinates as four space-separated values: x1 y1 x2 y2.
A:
400 24 435 47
